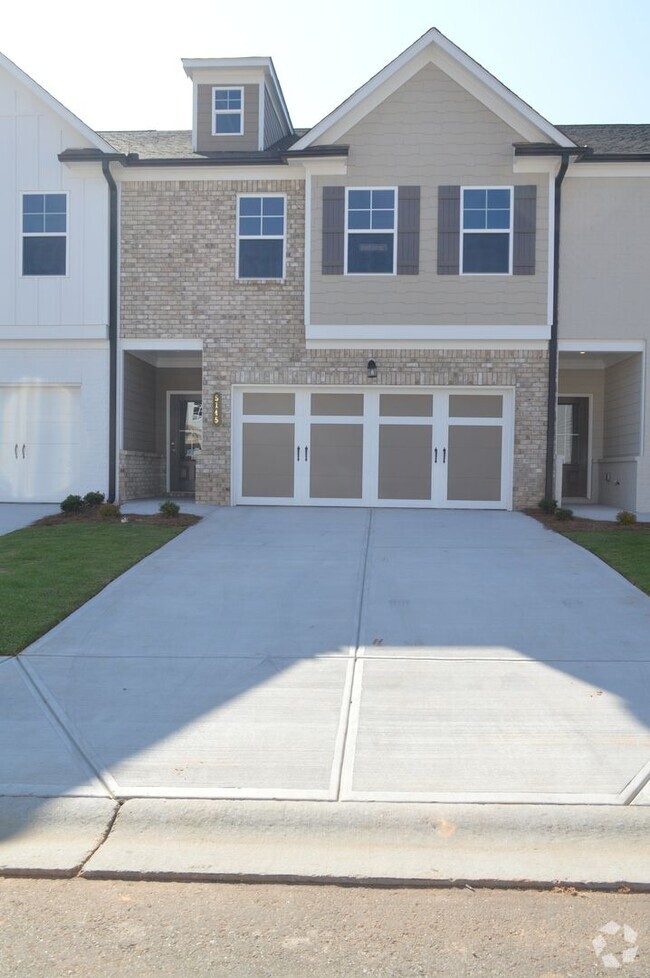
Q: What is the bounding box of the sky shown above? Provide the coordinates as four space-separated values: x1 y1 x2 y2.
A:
2 0 649 132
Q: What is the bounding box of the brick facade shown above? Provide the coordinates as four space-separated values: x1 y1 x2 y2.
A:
119 450 165 500
120 179 548 509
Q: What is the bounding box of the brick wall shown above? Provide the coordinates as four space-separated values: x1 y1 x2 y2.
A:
119 450 165 501
120 179 548 509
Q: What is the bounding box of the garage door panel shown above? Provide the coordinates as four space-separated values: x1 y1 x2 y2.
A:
310 424 363 499
378 424 432 501
242 423 294 498
447 425 502 502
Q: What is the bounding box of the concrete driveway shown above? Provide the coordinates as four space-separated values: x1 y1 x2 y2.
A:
0 503 59 536
3 508 650 805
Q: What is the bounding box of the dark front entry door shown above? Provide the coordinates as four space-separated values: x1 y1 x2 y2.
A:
558 397 589 498
169 395 202 493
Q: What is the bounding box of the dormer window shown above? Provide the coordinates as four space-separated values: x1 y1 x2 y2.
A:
213 87 243 135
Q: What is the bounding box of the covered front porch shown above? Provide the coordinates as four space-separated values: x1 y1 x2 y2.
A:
119 344 203 502
557 343 645 512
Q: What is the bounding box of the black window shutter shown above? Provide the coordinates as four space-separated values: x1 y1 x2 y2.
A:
513 185 536 275
322 186 345 275
396 186 420 275
437 186 460 275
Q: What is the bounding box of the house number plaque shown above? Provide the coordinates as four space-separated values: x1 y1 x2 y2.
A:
213 392 222 426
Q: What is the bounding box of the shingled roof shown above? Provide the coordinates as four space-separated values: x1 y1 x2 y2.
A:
558 124 650 154
96 124 650 161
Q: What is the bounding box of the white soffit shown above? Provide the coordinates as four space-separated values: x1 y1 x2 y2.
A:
0 51 115 154
293 28 575 151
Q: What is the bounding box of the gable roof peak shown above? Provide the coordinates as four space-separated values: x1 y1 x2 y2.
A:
292 27 575 151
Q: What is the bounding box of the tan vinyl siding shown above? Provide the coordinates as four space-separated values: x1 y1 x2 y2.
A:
196 84 259 153
560 177 650 340
263 85 285 148
123 354 156 453
603 355 643 457
310 63 549 326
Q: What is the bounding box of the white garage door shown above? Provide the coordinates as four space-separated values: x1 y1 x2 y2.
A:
0 385 80 502
233 388 513 509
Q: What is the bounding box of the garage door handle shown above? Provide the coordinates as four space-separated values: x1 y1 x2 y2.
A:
305 446 308 462
297 446 300 461
442 448 446 463
22 444 26 459
14 443 18 459
434 448 438 463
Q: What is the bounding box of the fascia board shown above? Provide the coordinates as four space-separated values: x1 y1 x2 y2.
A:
0 51 115 154
293 28 575 151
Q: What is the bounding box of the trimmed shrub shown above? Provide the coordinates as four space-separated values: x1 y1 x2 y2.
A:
616 510 637 525
98 503 121 520
159 500 180 518
555 507 574 521
538 497 558 514
83 491 105 507
60 494 84 514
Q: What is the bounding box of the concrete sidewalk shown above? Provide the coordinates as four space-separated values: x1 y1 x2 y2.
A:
1 507 649 883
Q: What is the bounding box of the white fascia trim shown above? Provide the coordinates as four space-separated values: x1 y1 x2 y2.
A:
116 165 305 182
293 28 574 151
0 51 115 154
567 163 650 178
306 339 548 351
0 325 108 341
559 339 645 353
266 59 293 132
121 339 203 351
307 324 551 342
513 157 561 174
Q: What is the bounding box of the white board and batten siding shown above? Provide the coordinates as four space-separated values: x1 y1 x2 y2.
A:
0 60 110 501
0 64 109 332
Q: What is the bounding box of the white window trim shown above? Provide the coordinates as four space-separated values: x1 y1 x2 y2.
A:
460 185 513 276
20 190 69 278
212 86 244 137
344 186 398 276
236 193 286 281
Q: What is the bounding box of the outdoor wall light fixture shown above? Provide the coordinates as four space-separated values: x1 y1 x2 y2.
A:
367 359 378 379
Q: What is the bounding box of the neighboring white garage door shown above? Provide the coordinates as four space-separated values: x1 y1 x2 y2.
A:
0 385 80 502
233 387 514 509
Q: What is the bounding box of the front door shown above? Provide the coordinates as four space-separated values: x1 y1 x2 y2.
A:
169 394 202 493
235 388 513 509
558 397 589 498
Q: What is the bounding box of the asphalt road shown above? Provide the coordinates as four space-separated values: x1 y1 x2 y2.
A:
0 880 647 977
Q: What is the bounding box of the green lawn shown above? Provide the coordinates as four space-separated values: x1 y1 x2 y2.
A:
0 522 184 655
564 531 650 595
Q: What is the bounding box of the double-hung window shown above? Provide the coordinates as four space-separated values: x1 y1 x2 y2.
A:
22 193 67 276
213 87 243 135
237 195 285 279
346 188 396 274
461 187 512 274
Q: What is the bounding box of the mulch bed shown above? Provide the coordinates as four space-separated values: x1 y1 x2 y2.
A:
32 510 201 529
524 508 650 534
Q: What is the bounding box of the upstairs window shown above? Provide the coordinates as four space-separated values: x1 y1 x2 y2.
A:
213 87 243 135
461 187 511 274
346 188 396 274
237 195 285 279
22 193 67 276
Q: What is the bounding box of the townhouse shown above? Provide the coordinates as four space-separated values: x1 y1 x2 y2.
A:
2 29 649 514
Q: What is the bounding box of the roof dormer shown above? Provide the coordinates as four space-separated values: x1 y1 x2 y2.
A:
182 57 293 154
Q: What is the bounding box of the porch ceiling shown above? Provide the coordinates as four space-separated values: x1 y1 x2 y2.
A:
127 350 202 369
560 351 640 370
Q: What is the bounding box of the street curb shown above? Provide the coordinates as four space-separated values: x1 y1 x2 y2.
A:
81 799 650 888
0 798 118 877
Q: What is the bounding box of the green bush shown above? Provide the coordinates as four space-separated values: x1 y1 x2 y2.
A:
159 500 180 518
60 494 84 514
538 497 558 514
83 491 105 507
616 510 637 525
98 503 121 520
555 507 574 521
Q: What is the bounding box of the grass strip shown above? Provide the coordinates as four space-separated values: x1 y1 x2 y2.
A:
564 531 650 595
0 522 184 655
